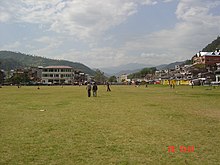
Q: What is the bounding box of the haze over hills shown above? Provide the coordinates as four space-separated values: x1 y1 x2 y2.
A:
158 61 185 70
101 62 187 76
0 51 96 76
101 63 153 76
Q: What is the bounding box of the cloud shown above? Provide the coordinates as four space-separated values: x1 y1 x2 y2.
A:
1 0 220 68
114 0 220 65
140 0 157 5
163 0 174 3
35 36 58 44
0 0 158 40
0 41 21 50
0 11 10 22
60 47 119 67
30 36 64 57
176 0 220 21
0 4 11 22
49 0 141 40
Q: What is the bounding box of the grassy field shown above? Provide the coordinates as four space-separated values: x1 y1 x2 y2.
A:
0 85 220 165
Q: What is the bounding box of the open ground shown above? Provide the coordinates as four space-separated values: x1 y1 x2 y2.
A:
0 85 220 165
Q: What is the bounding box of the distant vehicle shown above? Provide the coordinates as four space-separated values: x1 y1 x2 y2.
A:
154 81 161 84
203 80 211 86
192 79 201 86
73 81 79 85
211 81 220 86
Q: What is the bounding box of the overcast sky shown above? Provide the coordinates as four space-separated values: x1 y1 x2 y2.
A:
0 0 220 68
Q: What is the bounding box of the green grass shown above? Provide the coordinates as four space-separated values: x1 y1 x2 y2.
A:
0 85 220 165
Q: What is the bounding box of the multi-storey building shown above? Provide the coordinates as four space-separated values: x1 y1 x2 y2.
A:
192 49 220 70
41 66 74 84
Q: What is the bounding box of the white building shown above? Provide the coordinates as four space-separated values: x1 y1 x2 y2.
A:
41 66 74 84
118 74 130 83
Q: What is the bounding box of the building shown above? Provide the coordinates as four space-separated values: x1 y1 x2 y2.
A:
41 66 74 84
192 49 220 70
27 66 43 82
117 74 129 83
73 71 91 85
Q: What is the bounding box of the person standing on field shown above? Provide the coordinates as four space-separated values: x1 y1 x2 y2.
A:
106 82 111 92
191 80 194 88
86 82 92 97
92 82 98 97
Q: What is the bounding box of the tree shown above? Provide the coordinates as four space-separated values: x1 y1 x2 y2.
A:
0 62 4 86
93 69 107 84
10 71 31 85
0 70 4 86
108 75 117 83
10 75 22 85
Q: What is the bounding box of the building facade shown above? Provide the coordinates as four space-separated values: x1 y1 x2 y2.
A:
117 74 129 83
192 49 220 70
41 66 74 84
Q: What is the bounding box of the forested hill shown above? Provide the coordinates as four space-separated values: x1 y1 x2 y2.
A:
0 51 96 75
202 36 220 52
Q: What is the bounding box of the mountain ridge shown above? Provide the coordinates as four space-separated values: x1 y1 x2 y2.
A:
0 51 96 75
202 36 220 52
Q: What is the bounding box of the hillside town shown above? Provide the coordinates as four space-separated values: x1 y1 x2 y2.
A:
120 48 220 86
1 48 220 86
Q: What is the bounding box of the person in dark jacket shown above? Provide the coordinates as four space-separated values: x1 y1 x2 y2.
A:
106 82 111 91
86 83 92 97
92 82 98 97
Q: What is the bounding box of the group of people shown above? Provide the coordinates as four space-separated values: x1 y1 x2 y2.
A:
86 82 111 97
86 82 98 97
